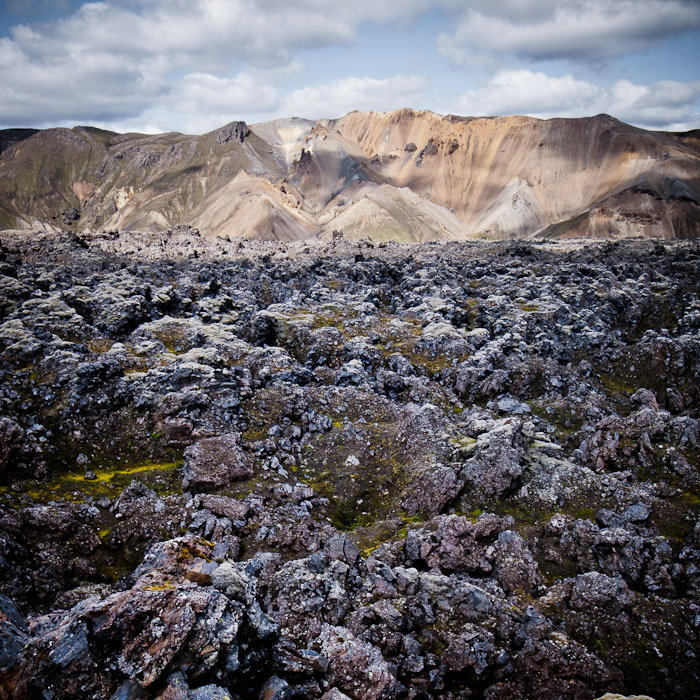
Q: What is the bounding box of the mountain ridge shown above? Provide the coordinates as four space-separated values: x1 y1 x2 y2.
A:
1 109 699 240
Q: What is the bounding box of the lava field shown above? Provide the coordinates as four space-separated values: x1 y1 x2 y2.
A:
0 229 699 699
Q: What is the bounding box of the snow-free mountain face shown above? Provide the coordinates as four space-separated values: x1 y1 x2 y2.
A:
1 109 699 240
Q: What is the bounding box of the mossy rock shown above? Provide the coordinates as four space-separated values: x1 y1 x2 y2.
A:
1 459 183 505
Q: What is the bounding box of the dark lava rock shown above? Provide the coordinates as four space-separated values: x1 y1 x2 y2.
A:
183 433 254 491
215 121 251 144
0 232 698 699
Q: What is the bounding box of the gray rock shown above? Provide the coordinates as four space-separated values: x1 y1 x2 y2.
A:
570 572 633 615
183 433 254 491
317 624 399 700
189 685 234 700
0 595 27 671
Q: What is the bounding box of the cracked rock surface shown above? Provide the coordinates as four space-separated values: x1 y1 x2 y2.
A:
0 230 698 699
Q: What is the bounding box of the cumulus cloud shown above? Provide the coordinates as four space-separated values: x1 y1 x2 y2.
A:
453 70 602 115
0 0 459 127
120 71 283 134
88 73 430 133
440 0 700 62
0 2 335 125
282 75 431 119
453 70 700 130
173 73 278 117
0 0 698 131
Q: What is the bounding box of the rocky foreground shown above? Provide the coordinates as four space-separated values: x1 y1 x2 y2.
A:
0 229 698 699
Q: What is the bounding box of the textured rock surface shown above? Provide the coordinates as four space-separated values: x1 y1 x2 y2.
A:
183 433 254 491
0 231 698 699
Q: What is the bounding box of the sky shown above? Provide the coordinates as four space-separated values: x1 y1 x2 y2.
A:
0 0 699 134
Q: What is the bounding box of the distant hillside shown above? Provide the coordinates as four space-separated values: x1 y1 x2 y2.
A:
1 110 699 240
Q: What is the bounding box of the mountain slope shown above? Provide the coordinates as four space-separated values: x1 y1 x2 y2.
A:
1 110 699 240
329 109 700 239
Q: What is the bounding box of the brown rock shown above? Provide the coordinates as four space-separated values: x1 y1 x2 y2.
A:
182 433 253 492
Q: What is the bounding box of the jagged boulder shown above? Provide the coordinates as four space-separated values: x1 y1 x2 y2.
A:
183 433 254 491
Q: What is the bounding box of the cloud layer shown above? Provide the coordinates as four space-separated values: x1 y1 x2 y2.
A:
453 70 700 129
0 0 698 132
440 0 700 63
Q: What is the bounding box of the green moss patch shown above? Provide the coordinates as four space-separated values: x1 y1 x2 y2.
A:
531 400 585 438
653 489 700 545
596 348 698 414
298 421 411 529
351 512 428 557
3 459 183 504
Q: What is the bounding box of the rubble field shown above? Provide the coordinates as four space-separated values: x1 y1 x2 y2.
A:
0 229 698 699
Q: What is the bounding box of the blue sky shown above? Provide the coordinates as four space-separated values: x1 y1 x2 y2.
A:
1 0 699 133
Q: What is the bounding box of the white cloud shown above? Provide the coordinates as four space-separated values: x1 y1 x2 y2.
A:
0 0 457 128
121 70 283 134
0 0 698 131
454 70 602 115
281 75 431 119
79 72 433 134
453 70 700 130
173 72 278 117
441 0 700 63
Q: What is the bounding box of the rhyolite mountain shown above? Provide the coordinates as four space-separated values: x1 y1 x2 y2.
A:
1 109 699 240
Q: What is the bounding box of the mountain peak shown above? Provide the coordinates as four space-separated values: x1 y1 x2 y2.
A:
1 110 699 240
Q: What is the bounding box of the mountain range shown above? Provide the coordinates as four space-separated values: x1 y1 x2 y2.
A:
1 109 699 241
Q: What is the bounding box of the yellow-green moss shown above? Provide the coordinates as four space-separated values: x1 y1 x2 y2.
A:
143 581 176 591
86 338 114 354
599 373 636 396
351 512 428 556
62 460 180 484
297 413 425 530
530 400 584 438
7 459 183 504
653 489 700 543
